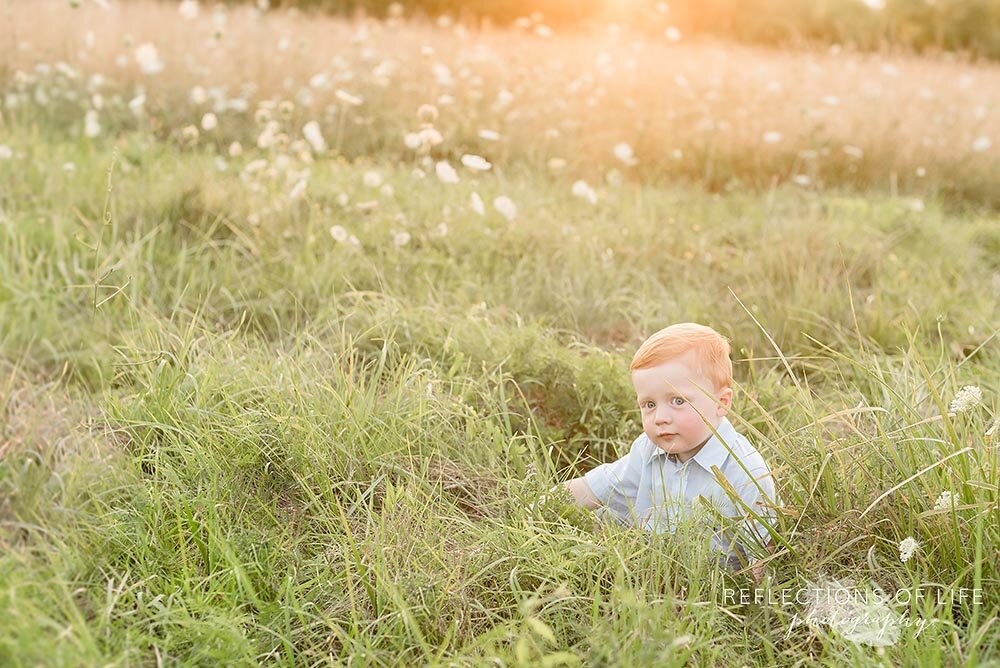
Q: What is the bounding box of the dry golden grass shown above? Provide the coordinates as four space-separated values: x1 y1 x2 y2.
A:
3 0 999 203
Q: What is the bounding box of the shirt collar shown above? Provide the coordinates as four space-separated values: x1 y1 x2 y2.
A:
646 416 737 472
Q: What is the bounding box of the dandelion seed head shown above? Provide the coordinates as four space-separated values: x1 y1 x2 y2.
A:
613 142 637 166
571 179 597 204
329 225 348 242
302 121 327 153
470 192 485 216
178 0 199 21
134 43 164 75
493 195 517 221
417 103 438 124
435 161 459 184
200 112 218 131
461 154 492 171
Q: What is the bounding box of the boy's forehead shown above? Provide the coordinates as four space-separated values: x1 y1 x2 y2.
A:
631 357 711 391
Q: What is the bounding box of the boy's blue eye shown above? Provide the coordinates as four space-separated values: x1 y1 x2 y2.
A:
671 397 686 406
643 401 655 409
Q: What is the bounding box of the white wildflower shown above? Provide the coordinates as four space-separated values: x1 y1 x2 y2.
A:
899 537 919 563
435 161 459 184
393 231 410 247
329 225 348 242
302 121 327 153
949 385 983 413
178 0 199 20
971 136 992 152
842 145 864 159
363 170 383 188
478 129 500 141
0 145 12 160
189 86 207 105
200 112 218 131
461 154 492 171
403 132 421 150
571 180 597 204
228 141 243 157
613 142 638 166
84 109 100 137
289 179 308 200
493 196 517 221
334 89 363 106
470 192 485 215
134 43 164 75
933 491 954 512
128 93 145 115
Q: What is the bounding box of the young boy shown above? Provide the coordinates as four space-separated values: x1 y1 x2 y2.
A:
562 322 777 572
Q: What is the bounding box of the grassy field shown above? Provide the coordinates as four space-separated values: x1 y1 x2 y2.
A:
1 1 998 666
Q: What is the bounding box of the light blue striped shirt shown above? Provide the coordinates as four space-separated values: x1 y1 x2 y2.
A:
583 417 777 568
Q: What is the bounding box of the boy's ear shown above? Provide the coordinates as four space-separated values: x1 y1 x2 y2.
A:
716 387 733 416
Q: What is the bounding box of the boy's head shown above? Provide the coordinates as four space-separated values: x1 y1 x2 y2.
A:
630 323 734 461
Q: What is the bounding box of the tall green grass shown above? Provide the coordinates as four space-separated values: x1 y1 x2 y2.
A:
1 127 997 664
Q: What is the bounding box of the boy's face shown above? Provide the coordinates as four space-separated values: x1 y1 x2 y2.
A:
631 352 733 462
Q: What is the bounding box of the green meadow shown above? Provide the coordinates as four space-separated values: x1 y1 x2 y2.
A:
1 1 998 665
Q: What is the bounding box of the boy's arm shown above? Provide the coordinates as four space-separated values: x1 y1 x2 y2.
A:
562 477 602 510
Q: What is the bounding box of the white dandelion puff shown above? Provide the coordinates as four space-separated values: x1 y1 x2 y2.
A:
571 180 597 204
228 141 243 157
134 43 164 75
84 109 100 137
200 112 218 131
329 225 348 242
189 86 207 105
493 196 517 221
461 154 492 171
899 537 919 563
435 161 460 184
178 0 199 20
842 145 864 159
334 89 363 106
613 142 638 166
302 121 327 153
128 93 145 116
949 385 983 413
971 136 992 152
289 179 308 200
363 170 383 188
403 132 421 150
470 192 485 215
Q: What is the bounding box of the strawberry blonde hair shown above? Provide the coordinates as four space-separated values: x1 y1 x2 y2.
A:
630 323 733 390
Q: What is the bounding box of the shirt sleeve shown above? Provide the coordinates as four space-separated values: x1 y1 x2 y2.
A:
582 435 645 523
